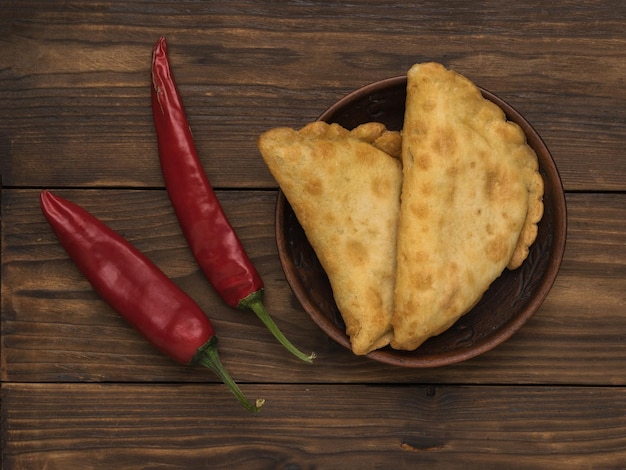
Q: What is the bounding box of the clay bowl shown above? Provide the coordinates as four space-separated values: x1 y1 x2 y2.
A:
275 76 567 367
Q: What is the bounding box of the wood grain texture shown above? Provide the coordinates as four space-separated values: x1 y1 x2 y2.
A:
1 1 625 190
2 189 625 385
2 1 626 467
3 383 626 469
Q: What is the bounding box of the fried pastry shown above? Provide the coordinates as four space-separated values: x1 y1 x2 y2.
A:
258 121 403 355
391 62 544 351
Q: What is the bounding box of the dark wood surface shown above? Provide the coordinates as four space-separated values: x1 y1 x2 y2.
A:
1 1 625 468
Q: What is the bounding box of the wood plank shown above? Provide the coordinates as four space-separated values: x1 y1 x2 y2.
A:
1 2 625 191
3 383 625 469
2 189 625 385
2 3 624 468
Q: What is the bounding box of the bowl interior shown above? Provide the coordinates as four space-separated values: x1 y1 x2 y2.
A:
276 76 567 367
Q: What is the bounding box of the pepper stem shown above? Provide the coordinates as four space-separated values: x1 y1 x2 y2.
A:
240 290 316 363
193 336 264 413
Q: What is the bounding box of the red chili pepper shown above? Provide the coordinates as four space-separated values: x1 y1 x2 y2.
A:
40 190 263 413
151 36 314 363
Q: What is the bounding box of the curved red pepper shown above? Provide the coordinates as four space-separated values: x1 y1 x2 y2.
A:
151 36 314 363
40 190 263 413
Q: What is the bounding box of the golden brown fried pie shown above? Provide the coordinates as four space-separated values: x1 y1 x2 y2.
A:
348 122 403 160
390 62 544 351
258 121 403 355
258 63 544 355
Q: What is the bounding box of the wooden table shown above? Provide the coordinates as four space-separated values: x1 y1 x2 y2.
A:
2 1 625 468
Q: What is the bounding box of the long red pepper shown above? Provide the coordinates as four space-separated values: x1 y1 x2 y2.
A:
151 36 314 363
40 190 263 413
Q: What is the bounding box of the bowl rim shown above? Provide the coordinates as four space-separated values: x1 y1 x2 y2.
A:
275 76 567 367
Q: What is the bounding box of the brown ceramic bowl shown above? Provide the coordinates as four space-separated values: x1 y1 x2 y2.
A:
275 76 567 367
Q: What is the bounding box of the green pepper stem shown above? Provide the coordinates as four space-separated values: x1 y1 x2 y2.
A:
240 290 316 363
193 336 264 413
